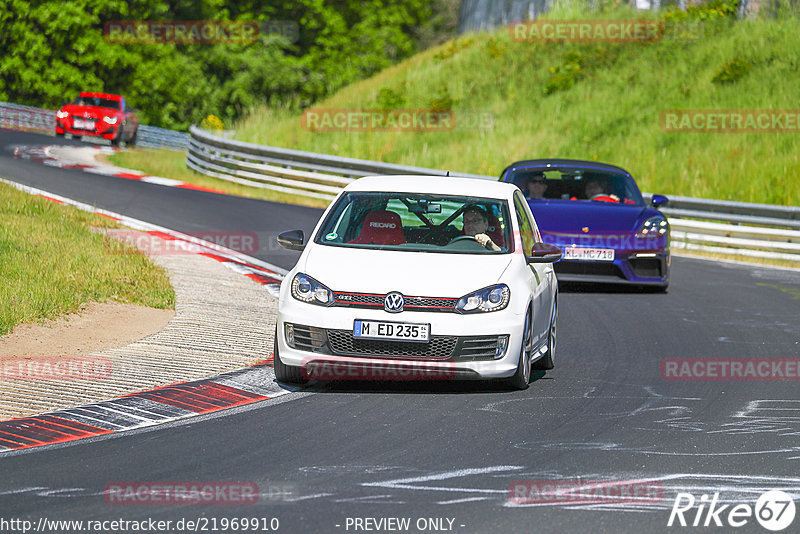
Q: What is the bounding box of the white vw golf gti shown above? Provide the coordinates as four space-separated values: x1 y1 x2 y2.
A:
274 176 561 389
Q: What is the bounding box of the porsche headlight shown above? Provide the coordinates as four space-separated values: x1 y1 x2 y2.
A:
456 284 510 314
636 216 668 238
291 273 333 306
56 110 69 119
103 116 118 124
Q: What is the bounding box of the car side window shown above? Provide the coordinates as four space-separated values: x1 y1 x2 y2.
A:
513 193 536 254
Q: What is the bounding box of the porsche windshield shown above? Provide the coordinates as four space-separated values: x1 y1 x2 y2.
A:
315 192 513 254
506 167 644 205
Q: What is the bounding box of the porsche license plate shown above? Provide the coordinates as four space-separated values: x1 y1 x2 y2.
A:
353 320 430 343
73 118 95 130
563 247 615 261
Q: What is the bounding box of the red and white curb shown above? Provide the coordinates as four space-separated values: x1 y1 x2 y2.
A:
0 178 297 451
0 358 283 452
12 144 227 194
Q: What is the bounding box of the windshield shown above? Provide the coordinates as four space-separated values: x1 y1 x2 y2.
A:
315 192 513 254
505 167 644 206
72 96 121 110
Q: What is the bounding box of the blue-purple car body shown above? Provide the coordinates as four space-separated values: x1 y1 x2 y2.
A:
500 159 670 290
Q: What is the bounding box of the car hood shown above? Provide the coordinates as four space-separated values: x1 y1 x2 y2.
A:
529 201 647 235
302 245 513 297
61 105 121 118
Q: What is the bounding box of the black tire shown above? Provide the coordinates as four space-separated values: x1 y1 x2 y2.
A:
55 131 64 137
110 135 121 147
273 325 307 385
507 310 533 390
127 128 138 147
533 297 557 371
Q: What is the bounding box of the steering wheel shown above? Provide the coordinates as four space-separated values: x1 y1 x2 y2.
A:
450 235 477 243
590 194 619 203
447 235 489 249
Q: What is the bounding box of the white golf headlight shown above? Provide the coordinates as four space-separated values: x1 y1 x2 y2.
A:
103 116 118 124
456 284 510 314
291 273 333 306
56 110 69 119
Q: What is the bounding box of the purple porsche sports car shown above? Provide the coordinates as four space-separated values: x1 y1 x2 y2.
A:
500 159 670 290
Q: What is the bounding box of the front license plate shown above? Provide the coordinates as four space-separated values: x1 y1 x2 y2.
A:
563 247 615 261
73 118 95 130
353 320 430 343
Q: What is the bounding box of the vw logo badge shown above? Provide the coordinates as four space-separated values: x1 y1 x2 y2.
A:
384 292 404 313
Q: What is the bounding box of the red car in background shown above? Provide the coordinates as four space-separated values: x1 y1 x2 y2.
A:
55 92 138 146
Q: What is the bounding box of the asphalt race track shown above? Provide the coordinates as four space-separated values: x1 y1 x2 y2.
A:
1 130 799 533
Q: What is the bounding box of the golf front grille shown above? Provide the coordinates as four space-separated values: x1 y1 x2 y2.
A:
326 329 456 360
285 323 507 361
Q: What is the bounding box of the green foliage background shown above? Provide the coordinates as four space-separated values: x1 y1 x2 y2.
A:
0 0 457 129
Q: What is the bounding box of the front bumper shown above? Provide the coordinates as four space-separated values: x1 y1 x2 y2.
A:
56 119 117 140
544 233 670 285
276 297 526 380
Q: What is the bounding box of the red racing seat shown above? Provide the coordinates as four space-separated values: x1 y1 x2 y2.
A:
348 210 406 245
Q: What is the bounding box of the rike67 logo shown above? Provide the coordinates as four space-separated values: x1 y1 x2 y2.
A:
668 491 796 531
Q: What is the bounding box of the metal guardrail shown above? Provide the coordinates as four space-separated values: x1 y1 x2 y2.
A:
186 124 492 201
187 126 800 263
0 101 188 151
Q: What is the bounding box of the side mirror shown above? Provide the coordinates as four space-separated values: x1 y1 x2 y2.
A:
526 242 562 263
277 229 305 251
651 194 669 208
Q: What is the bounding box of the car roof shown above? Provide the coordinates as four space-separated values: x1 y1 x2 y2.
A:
343 175 518 198
78 92 123 101
501 158 632 177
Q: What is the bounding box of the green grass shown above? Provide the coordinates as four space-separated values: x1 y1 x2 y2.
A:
232 5 800 206
107 149 331 209
0 181 175 336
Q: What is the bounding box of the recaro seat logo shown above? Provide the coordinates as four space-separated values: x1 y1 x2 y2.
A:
369 222 396 228
668 490 796 531
384 292 404 313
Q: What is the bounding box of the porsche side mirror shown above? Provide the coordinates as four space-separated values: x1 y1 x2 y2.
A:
651 194 669 208
526 242 562 263
277 229 305 251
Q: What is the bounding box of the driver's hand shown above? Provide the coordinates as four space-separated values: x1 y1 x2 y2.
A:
474 233 499 251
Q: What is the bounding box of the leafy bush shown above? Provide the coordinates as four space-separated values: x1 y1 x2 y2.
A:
712 57 753 84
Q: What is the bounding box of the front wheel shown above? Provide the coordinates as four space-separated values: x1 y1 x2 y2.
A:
127 128 138 147
507 310 533 390
273 325 307 385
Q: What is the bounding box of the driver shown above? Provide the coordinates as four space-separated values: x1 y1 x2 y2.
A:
460 205 502 251
584 179 619 202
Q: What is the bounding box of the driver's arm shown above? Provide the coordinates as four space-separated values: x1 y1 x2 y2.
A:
474 233 501 252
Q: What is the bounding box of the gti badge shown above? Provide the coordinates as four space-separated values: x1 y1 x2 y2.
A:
384 292 404 313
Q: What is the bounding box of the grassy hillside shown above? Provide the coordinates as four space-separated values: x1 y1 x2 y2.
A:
232 4 800 206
